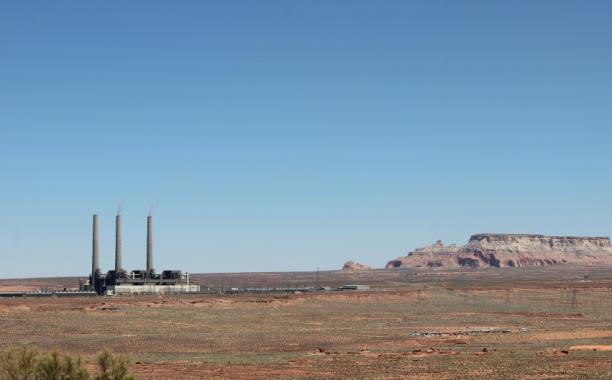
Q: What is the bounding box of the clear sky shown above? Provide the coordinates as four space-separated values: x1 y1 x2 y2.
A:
1 1 611 278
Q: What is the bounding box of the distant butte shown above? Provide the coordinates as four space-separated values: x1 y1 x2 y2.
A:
342 261 373 271
386 234 612 269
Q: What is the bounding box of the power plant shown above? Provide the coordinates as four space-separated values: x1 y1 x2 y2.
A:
0 212 360 298
85 212 200 295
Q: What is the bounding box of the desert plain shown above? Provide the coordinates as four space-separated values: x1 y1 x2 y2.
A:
1 266 612 379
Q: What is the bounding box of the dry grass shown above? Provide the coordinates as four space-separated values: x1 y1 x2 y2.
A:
1 266 612 379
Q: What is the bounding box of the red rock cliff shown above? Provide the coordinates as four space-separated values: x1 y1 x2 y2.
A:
386 234 612 269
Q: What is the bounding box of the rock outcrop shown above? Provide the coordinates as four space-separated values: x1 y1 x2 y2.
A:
386 234 612 269
342 261 373 271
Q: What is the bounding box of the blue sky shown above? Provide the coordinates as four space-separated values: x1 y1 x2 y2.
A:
1 1 611 278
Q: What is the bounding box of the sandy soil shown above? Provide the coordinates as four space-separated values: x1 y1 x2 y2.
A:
1 266 612 379
0 285 39 292
569 345 612 351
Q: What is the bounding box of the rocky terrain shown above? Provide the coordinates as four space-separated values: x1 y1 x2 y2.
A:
342 261 372 271
386 234 612 269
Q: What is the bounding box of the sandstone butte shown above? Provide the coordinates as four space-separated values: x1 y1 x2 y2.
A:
386 234 612 269
342 260 373 271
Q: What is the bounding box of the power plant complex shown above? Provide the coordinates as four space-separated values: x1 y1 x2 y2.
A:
85 213 200 295
0 212 362 298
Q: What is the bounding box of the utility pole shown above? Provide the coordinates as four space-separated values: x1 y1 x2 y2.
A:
571 289 578 312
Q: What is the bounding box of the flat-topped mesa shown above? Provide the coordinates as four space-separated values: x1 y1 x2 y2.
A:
469 233 611 246
386 234 612 269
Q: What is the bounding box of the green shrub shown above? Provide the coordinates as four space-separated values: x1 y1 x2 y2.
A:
94 351 133 380
0 347 133 380
37 351 89 380
0 346 39 380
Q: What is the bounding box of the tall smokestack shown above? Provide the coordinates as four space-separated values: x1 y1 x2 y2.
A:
115 213 122 272
146 215 153 272
92 214 99 285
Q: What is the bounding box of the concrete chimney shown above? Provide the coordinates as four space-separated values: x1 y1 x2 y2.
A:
115 213 122 272
146 215 153 272
92 214 99 285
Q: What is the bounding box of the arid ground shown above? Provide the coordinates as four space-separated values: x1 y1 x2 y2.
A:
2 266 612 379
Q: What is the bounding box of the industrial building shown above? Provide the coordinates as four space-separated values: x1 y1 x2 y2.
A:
85 213 200 295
